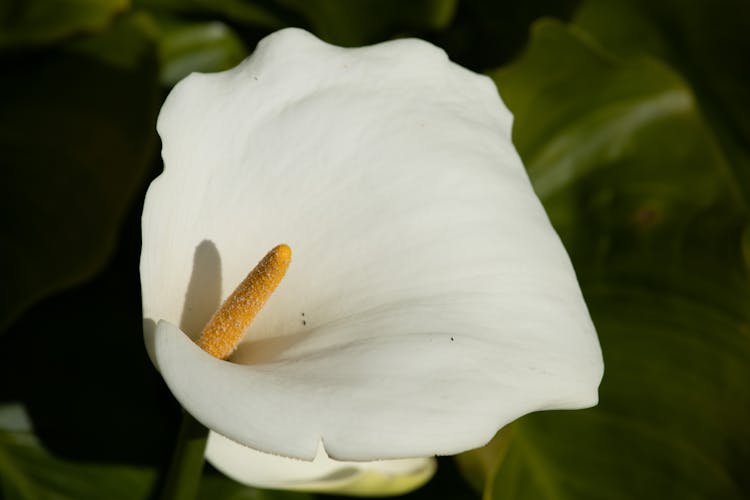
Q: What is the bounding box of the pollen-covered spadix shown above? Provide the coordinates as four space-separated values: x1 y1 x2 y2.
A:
197 244 292 359
141 28 603 495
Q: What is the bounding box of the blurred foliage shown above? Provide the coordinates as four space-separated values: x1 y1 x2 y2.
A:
154 16 248 85
0 428 156 500
275 0 458 46
573 0 750 203
0 12 160 332
0 0 128 50
1 0 748 499
477 16 750 498
133 0 285 30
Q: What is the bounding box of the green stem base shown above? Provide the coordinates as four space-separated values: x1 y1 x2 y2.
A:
159 410 209 500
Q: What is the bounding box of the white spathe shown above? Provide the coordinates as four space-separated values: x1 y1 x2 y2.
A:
141 28 603 495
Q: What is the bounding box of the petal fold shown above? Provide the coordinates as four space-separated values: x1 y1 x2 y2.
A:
206 433 435 496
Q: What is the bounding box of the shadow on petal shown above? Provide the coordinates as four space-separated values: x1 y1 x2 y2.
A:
179 239 222 340
230 329 311 365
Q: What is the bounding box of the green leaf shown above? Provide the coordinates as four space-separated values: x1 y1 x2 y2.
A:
0 13 160 332
198 474 315 500
454 427 512 494
275 0 458 46
491 20 738 244
134 0 286 29
573 0 750 208
0 0 129 50
571 0 669 59
486 274 750 500
465 19 750 499
0 412 308 500
427 0 580 73
0 427 156 500
573 0 750 133
154 16 249 86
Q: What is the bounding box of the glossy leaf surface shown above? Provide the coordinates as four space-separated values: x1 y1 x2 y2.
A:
465 19 750 500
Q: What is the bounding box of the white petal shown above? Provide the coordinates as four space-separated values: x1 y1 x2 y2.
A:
141 26 603 479
205 432 435 495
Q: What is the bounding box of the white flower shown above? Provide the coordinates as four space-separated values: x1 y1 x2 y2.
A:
140 28 603 496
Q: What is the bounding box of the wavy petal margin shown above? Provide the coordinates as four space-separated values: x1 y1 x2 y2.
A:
141 28 603 494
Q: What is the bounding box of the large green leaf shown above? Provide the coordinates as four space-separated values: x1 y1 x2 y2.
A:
492 21 735 245
573 0 750 207
0 427 156 500
460 19 750 499
0 0 128 50
0 13 160 332
0 411 313 500
573 0 750 140
275 0 458 46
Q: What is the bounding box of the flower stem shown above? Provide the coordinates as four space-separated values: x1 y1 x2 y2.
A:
159 409 209 500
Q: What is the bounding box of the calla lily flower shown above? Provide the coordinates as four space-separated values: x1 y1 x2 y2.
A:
141 28 603 496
